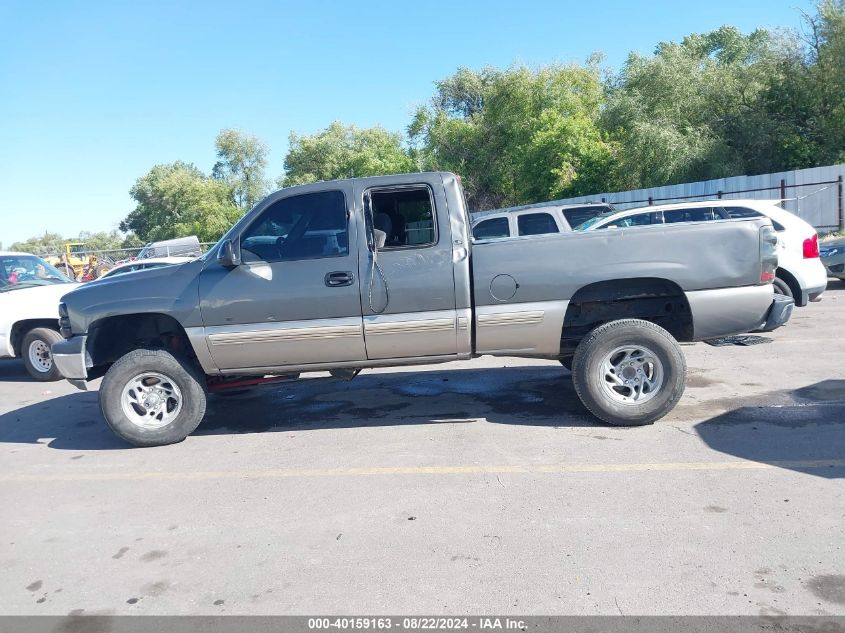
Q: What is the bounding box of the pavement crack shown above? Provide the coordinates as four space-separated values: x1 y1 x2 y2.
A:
669 425 696 436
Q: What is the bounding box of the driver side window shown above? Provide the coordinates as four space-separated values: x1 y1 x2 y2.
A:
241 190 348 263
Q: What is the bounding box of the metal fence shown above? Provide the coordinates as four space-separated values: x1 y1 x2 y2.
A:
44 242 216 263
472 163 845 233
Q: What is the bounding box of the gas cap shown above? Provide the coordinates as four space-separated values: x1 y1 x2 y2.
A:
490 274 518 302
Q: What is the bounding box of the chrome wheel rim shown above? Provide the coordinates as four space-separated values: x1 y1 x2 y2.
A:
27 339 53 373
599 344 664 405
120 372 183 429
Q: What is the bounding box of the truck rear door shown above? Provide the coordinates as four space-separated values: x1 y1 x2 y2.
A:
355 175 469 360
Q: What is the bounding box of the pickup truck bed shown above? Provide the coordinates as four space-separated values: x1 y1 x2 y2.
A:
53 172 790 447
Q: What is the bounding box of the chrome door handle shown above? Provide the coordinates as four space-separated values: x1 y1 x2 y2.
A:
325 271 354 287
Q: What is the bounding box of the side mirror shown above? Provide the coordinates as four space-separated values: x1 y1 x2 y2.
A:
217 239 241 267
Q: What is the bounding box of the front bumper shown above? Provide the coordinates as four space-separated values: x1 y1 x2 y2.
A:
758 294 794 332
51 335 89 390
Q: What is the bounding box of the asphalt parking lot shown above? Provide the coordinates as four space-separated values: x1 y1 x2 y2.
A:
1 281 844 616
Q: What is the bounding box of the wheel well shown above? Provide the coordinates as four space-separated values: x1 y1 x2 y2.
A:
87 313 195 375
776 267 802 304
10 319 60 356
561 278 693 356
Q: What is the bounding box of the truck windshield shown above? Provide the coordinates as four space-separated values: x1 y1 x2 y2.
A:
0 255 74 292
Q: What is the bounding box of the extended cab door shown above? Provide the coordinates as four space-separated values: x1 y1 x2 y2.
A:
198 184 367 371
356 175 470 360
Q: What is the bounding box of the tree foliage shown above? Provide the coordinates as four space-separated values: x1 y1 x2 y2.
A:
9 232 67 256
212 128 270 209
120 161 240 242
10 230 131 255
409 64 620 210
281 122 414 187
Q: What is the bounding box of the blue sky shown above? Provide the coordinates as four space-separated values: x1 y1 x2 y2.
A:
0 0 815 246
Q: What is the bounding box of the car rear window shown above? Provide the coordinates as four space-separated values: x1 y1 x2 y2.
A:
517 213 559 236
663 207 719 224
473 217 510 239
720 206 784 231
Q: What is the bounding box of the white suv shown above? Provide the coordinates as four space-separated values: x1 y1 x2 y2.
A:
577 200 827 306
471 203 614 239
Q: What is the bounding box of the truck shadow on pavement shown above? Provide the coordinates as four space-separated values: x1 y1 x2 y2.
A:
2 367 843 478
0 360 32 382
693 379 845 479
0 366 596 450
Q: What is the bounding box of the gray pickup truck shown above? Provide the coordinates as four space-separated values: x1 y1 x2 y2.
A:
53 172 790 447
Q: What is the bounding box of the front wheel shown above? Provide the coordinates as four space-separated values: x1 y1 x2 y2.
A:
571 319 686 427
99 349 207 447
22 327 64 381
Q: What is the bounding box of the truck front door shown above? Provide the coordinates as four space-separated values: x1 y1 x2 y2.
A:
198 185 367 371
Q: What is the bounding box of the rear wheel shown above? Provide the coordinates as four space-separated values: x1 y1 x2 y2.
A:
571 319 686 427
99 349 207 447
21 328 63 381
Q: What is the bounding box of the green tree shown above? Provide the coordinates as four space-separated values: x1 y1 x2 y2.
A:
121 233 145 248
410 64 620 210
601 26 781 188
77 230 125 252
762 0 845 168
10 232 67 256
212 128 270 209
281 121 415 187
120 161 240 242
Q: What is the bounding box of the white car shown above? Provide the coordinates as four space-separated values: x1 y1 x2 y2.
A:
98 256 196 279
577 200 827 306
0 252 79 380
471 203 614 239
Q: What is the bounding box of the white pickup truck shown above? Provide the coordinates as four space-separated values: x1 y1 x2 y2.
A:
0 252 79 380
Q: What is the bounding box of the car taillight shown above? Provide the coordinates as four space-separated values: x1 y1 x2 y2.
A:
803 234 819 259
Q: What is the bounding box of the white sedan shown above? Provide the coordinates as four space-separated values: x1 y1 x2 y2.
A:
0 251 79 380
577 199 828 306
98 256 196 279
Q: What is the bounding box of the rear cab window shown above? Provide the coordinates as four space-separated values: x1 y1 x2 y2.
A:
368 186 437 248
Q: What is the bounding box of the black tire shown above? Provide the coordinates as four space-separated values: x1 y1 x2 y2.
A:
99 349 207 447
21 327 64 381
772 276 793 299
571 319 686 427
559 357 573 371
